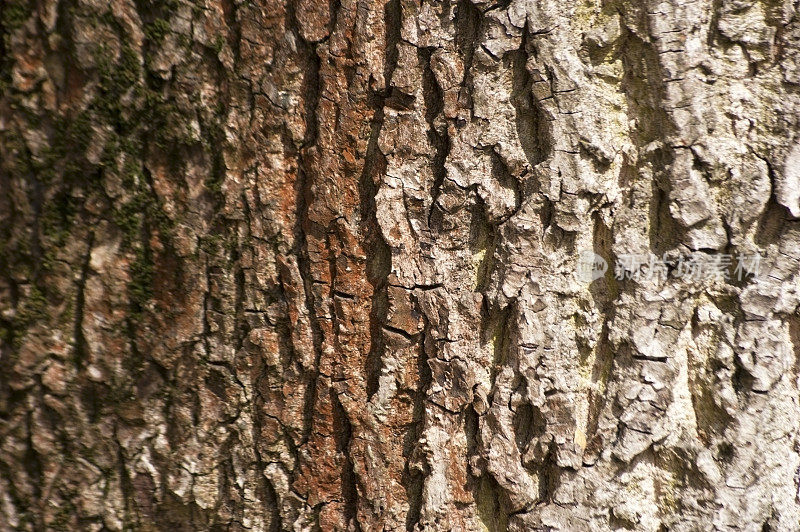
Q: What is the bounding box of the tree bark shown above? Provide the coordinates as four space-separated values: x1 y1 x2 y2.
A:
2 0 800 530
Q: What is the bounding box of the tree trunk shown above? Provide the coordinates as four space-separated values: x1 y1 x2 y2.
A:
2 0 800 530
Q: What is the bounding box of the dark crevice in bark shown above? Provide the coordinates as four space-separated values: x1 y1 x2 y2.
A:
732 348 756 395
619 21 682 255
115 424 137 528
26 149 45 284
331 390 361 531
470 195 498 292
539 195 554 234
237 194 262 360
326 0 342 40
384 0 402 86
233 252 246 353
287 0 326 451
220 0 242 65
327 231 345 358
201 256 213 364
363 0 399 400
296 251 322 447
590 211 616 299
788 314 800 384
0 4 13 87
260 473 283 532
475 473 511 532
361 106 391 401
72 232 94 367
583 322 613 465
403 306 433 531
706 0 725 49
688 313 734 445
620 21 675 140
455 0 482 113
382 324 417 342
510 28 552 171
9 132 45 287
488 148 524 223
25 406 44 529
482 301 516 386
297 47 321 148
647 172 682 255
402 451 424 530
537 441 561 504
0 126 16 362
755 156 790 246
274 252 304 373
464 402 485 523
485 0 513 13
513 402 545 458
465 403 480 457
466 401 514 529
420 46 451 229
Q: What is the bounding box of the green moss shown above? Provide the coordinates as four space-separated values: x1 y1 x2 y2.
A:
56 111 93 155
60 298 75 330
128 248 154 314
113 201 143 246
93 44 141 127
177 32 192 49
205 171 224 195
17 286 49 327
118 45 141 85
0 326 11 346
40 192 78 245
49 499 77 530
4 4 193 330
198 234 222 255
212 35 225 54
113 190 173 247
203 120 227 199
95 45 138 93
105 134 173 247
1 1 30 30
224 232 238 256
145 18 171 43
40 249 58 274
28 112 93 189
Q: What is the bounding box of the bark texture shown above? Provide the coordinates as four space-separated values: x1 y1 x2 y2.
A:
2 0 800 530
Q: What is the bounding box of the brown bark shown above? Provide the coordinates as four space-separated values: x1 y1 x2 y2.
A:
2 0 800 530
